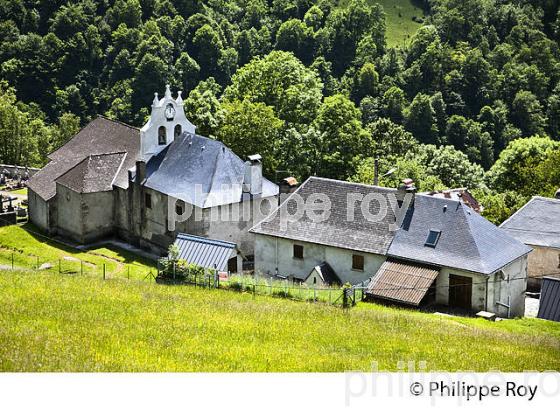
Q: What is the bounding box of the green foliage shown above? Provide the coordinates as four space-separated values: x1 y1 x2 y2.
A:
224 51 323 126
487 135 560 197
3 0 560 221
313 94 371 179
217 99 284 176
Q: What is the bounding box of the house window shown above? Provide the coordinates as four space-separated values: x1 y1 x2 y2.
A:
352 254 364 271
313 277 317 284
425 229 441 248
293 244 304 259
175 203 183 215
145 193 152 209
174 124 182 138
158 126 167 145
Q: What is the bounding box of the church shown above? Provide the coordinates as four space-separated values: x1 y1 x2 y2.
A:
27 86 279 257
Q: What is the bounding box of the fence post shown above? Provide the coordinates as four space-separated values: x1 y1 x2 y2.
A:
58 258 61 273
36 256 39 270
173 261 176 281
103 264 106 280
80 260 83 275
11 252 14 270
127 266 130 280
313 285 316 302
253 284 256 298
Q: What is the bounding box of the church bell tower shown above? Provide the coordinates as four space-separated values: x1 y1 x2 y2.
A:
139 85 196 161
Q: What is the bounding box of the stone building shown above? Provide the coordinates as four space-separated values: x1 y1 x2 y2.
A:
250 177 531 317
500 196 560 290
28 86 278 256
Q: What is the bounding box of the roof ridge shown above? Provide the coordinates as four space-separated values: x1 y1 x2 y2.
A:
176 233 236 247
309 176 399 192
96 115 140 131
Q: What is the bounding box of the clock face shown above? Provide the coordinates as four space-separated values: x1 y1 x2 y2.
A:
165 104 175 120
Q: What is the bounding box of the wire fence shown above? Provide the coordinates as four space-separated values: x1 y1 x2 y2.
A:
0 246 360 308
156 266 362 308
0 248 157 282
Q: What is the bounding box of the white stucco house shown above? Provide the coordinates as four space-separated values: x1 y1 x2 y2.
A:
250 177 532 317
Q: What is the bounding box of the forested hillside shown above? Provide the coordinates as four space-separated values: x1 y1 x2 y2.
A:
1 0 559 222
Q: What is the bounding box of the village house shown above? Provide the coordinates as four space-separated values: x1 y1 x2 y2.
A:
250 177 532 317
27 86 278 257
500 195 560 290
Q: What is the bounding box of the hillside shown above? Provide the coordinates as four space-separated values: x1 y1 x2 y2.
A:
1 270 559 372
2 0 560 223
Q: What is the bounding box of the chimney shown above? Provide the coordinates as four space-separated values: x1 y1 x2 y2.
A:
396 178 416 208
279 177 299 195
243 154 263 196
135 160 146 184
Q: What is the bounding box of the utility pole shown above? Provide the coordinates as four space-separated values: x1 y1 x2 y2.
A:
373 157 379 186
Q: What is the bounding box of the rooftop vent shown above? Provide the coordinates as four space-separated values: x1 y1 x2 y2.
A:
424 229 441 248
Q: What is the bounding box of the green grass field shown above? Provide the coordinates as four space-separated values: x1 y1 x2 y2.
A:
0 224 157 280
338 0 426 47
0 270 559 372
377 0 425 47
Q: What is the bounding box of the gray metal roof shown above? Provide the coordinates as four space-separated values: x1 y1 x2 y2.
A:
537 277 560 322
174 233 237 271
388 195 533 275
250 177 404 255
28 117 140 200
56 153 126 193
144 132 278 208
500 196 560 249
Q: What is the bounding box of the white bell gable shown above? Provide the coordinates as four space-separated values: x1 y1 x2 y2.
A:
140 84 196 160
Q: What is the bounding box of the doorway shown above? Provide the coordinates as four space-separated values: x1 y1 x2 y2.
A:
449 274 472 309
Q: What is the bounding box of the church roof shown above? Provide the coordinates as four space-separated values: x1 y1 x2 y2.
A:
56 152 127 194
28 116 140 200
143 132 278 208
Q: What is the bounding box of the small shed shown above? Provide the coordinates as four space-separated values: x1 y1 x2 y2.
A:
304 262 341 286
173 233 243 273
537 277 560 322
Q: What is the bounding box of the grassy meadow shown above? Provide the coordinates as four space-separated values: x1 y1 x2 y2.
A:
374 0 425 46
0 270 559 372
0 224 157 280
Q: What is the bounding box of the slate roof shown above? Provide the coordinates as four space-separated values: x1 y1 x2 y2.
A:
251 177 531 275
174 233 237 271
28 116 140 200
56 153 127 194
143 132 278 208
500 196 560 249
388 195 532 275
250 177 406 255
366 259 439 306
305 262 341 285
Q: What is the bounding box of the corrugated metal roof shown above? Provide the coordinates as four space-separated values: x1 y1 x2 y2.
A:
366 260 439 306
174 233 237 271
537 277 560 322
